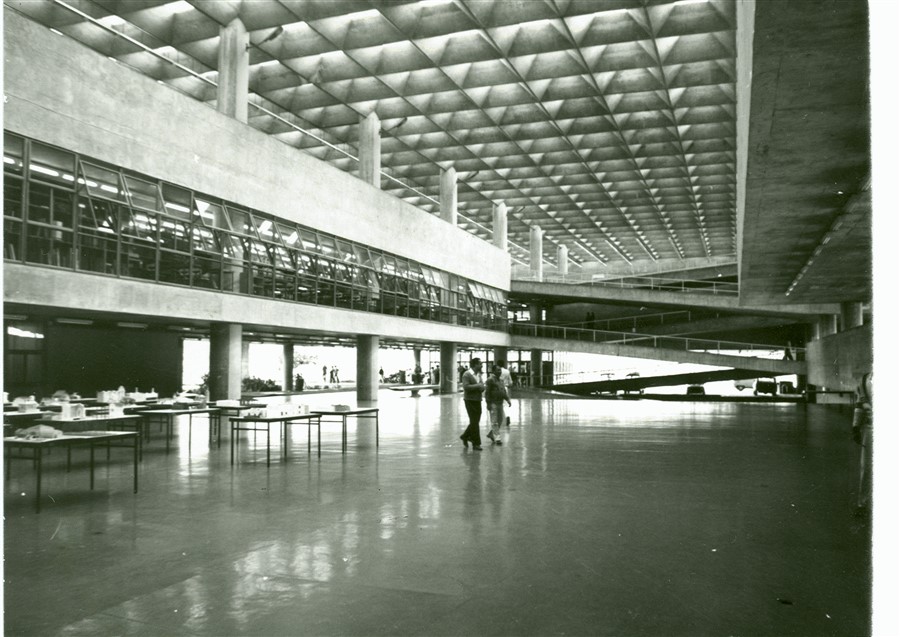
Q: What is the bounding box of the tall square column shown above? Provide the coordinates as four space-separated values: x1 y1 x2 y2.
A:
557 244 568 276
356 335 379 403
530 225 543 281
492 201 508 251
530 348 543 387
210 323 242 400
283 342 294 391
358 112 381 188
440 167 457 225
440 342 458 394
217 18 249 123
840 302 863 330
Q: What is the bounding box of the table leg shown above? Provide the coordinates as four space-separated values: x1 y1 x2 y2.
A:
317 417 321 457
231 421 236 465
35 447 42 513
342 416 347 452
266 423 271 466
307 423 311 455
90 443 95 490
376 412 380 448
133 435 139 494
166 416 172 454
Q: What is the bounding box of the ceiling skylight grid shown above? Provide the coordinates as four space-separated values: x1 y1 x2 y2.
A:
18 0 739 272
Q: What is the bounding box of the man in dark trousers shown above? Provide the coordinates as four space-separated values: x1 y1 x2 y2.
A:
459 357 485 450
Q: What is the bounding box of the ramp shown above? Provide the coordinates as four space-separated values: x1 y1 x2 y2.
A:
554 369 774 395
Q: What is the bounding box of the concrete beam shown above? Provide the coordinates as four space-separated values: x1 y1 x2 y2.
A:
4 264 510 349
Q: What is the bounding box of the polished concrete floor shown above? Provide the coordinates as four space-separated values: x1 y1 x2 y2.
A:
4 392 871 636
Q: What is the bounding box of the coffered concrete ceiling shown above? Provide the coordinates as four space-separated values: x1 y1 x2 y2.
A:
6 0 870 306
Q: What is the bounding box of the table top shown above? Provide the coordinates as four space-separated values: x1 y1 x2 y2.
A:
213 404 258 412
36 414 143 425
3 411 54 420
133 407 221 416
311 407 379 416
5 431 138 446
231 413 321 423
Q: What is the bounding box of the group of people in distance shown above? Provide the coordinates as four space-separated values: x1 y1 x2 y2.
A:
459 358 512 450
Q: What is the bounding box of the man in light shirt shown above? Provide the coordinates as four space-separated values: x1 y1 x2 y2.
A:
498 360 512 427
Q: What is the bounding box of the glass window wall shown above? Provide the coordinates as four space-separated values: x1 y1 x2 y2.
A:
3 132 508 331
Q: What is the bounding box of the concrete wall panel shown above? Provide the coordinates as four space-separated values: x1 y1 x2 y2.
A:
3 10 509 291
806 325 872 390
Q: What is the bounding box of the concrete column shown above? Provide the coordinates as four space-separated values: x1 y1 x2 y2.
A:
209 323 242 400
440 167 457 225
413 347 422 383
530 348 543 387
529 303 543 324
530 225 543 281
492 201 508 251
817 314 838 338
358 112 381 188
557 244 568 277
440 342 458 394
493 346 508 366
356 335 379 403
840 302 863 330
217 18 249 123
282 343 294 392
241 341 250 380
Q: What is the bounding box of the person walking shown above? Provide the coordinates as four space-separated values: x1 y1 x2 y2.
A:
498 360 513 427
459 357 485 450
486 363 512 445
379 367 385 383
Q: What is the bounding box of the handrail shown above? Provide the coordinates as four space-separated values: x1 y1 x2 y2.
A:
512 269 739 295
509 322 804 358
553 309 706 332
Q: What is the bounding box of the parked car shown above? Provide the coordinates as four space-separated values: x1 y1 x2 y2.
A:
734 379 754 391
778 381 797 394
686 384 706 396
754 378 778 396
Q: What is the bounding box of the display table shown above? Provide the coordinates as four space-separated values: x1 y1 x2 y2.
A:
36 414 147 459
211 404 258 449
133 408 221 453
229 413 322 465
4 431 139 512
311 408 380 451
